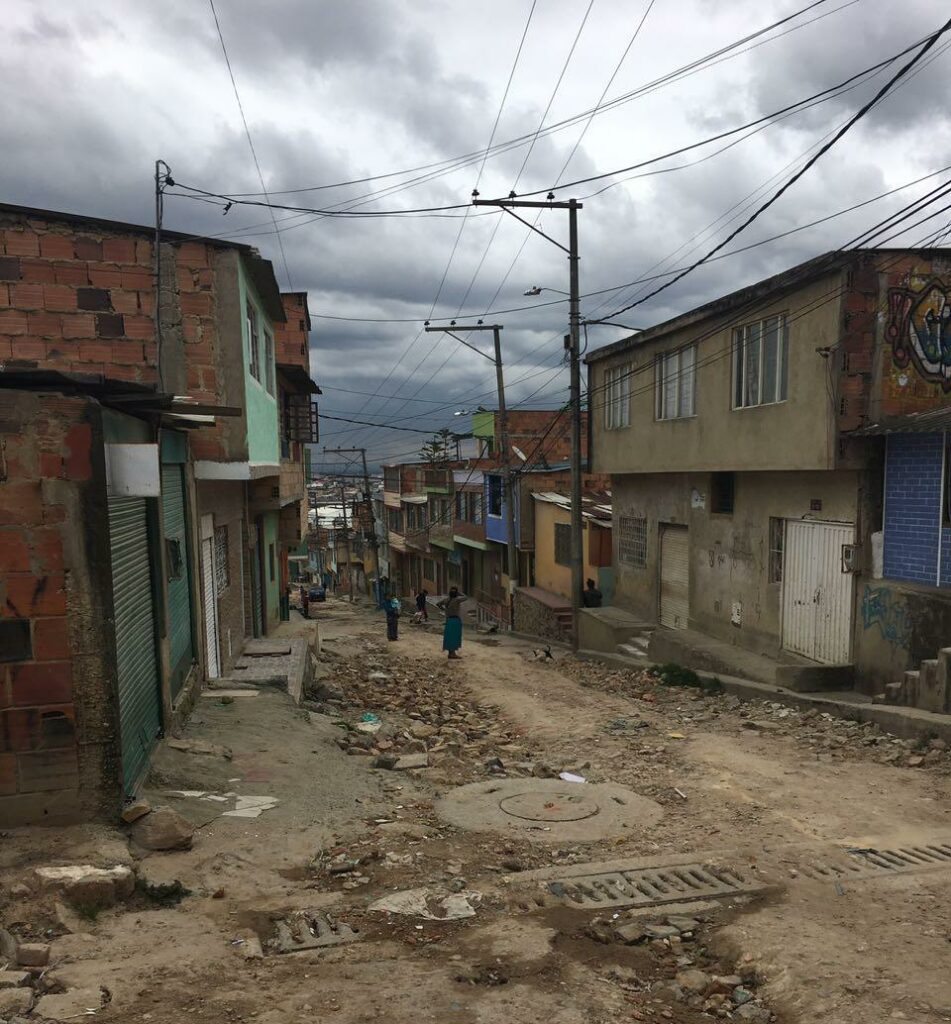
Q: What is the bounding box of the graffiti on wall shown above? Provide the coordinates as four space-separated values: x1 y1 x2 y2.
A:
861 584 911 649
886 280 951 391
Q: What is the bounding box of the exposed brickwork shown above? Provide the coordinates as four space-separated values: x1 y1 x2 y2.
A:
0 390 121 824
275 291 311 369
0 210 157 383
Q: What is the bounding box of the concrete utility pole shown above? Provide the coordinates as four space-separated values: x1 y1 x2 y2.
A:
471 195 583 648
425 323 518 609
338 481 354 603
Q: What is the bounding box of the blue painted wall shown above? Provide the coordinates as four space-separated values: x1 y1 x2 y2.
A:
883 432 948 587
484 472 508 544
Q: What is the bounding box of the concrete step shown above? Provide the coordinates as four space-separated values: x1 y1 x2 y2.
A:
616 643 649 659
627 636 650 652
918 659 949 714
902 669 921 708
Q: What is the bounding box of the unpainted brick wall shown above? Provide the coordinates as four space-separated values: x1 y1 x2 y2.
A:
275 292 310 369
0 390 121 824
0 211 157 383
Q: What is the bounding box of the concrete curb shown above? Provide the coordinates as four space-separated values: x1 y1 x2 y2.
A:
576 649 951 744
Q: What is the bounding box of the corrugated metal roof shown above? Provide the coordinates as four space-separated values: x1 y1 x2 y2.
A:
531 490 613 523
847 406 951 436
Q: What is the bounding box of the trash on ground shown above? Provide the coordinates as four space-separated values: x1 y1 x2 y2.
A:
369 887 482 920
559 772 586 783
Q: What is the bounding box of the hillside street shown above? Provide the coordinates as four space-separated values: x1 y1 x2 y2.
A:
2 599 951 1024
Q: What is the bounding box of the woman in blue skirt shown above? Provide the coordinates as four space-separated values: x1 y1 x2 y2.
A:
438 587 464 659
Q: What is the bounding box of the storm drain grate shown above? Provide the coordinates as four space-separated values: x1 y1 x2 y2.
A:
801 843 951 882
267 912 361 955
545 863 762 910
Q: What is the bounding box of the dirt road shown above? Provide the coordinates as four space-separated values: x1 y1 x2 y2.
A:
2 598 951 1024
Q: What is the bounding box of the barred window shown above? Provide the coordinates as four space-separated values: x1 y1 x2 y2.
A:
554 523 572 566
618 515 647 568
214 525 229 595
604 364 631 430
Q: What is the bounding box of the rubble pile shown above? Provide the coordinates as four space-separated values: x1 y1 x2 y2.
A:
561 659 951 773
587 911 774 1022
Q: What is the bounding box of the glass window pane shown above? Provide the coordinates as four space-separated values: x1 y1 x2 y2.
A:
745 323 761 406
763 316 778 404
679 345 695 416
779 317 789 400
620 365 630 425
734 329 745 407
664 352 678 418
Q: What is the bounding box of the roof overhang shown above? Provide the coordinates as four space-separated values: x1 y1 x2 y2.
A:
277 363 321 394
846 407 951 436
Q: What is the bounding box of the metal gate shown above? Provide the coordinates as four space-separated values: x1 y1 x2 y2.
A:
201 534 220 678
782 520 854 664
108 496 161 796
659 524 689 629
161 463 194 697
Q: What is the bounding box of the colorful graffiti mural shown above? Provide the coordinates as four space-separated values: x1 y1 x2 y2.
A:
861 584 912 649
886 280 951 391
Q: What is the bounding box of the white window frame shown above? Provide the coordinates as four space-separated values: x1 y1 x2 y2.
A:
733 314 788 409
655 344 696 420
603 364 631 430
264 330 275 395
247 302 261 382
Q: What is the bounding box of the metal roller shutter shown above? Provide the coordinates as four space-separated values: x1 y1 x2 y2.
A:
108 496 161 795
659 524 689 629
161 464 194 697
202 535 220 678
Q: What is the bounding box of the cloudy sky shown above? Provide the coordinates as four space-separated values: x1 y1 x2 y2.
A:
3 0 950 469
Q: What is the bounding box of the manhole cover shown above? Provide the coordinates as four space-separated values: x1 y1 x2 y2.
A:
435 779 662 841
499 791 600 822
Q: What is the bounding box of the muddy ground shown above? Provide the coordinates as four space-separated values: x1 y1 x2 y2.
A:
2 597 951 1023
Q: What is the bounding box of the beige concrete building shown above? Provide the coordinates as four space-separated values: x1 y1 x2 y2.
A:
587 253 867 677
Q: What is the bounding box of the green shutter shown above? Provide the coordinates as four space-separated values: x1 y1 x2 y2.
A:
108 496 161 796
161 464 194 697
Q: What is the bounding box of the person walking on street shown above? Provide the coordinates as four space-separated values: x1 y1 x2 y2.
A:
385 595 401 641
582 578 603 608
415 588 429 621
437 587 464 659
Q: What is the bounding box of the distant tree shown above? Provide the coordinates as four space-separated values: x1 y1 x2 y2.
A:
419 428 455 465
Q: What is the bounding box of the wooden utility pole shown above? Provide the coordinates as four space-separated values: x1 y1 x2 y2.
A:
324 447 379 592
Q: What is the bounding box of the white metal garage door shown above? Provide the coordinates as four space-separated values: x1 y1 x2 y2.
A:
659 524 689 629
201 534 220 679
782 520 854 664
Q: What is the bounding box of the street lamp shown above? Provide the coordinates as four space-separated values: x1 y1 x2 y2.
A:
523 285 569 297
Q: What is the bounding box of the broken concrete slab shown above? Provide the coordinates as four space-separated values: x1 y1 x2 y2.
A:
392 753 429 770
16 942 49 967
167 738 233 759
0 971 30 988
35 865 135 903
201 689 259 699
243 641 292 656
0 987 33 1015
221 795 279 819
33 987 105 1021
130 807 195 851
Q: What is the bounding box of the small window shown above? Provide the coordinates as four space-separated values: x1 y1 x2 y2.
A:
214 525 230 594
604 364 631 430
733 315 788 408
264 331 275 395
268 543 275 582
166 538 184 580
711 472 735 515
618 515 647 568
554 522 572 566
769 517 785 583
384 467 400 493
247 303 261 381
655 344 696 420
487 476 503 517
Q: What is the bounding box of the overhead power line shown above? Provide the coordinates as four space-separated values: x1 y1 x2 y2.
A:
207 0 294 291
592 14 951 323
